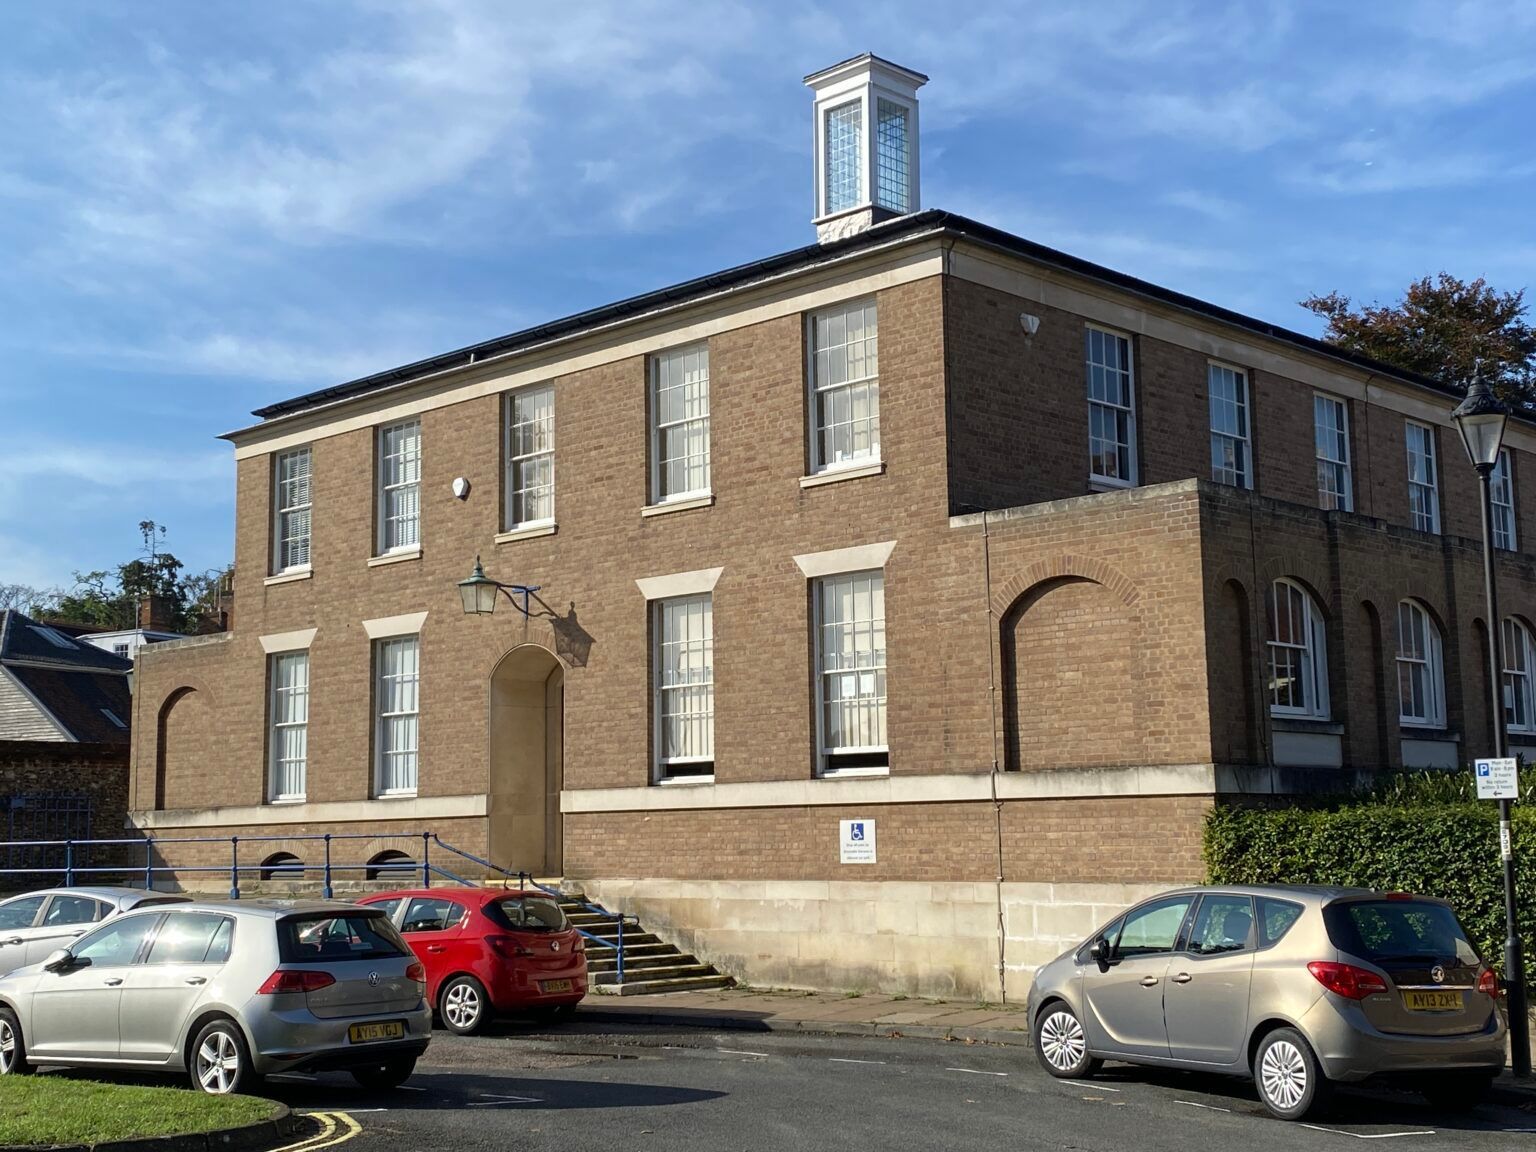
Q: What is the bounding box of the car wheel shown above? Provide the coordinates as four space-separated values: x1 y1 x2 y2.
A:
1253 1027 1331 1120
1034 1002 1101 1079
351 1056 417 1091
190 1018 258 1096
1421 1072 1493 1112
440 975 488 1035
0 1008 33 1077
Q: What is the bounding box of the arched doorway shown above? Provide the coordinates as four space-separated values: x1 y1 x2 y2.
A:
488 645 564 877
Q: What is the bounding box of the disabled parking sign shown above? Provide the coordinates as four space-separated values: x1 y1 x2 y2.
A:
1474 757 1519 801
840 819 876 864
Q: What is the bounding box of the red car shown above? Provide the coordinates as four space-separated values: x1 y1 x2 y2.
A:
356 888 586 1034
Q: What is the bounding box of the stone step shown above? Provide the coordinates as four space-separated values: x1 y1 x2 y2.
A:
593 973 735 996
582 941 674 957
586 953 699 974
592 961 719 982
582 930 662 947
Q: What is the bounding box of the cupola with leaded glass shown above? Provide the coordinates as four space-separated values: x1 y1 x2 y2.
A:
804 54 927 243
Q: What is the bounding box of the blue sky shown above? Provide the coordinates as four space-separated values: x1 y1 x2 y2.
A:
3 0 1535 590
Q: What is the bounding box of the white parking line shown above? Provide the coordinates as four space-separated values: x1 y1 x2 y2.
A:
947 1068 1007 1077
468 1093 542 1107
1300 1125 1437 1140
395 1085 426 1093
1092 1085 1122 1092
1174 1100 1231 1113
717 1048 768 1057
828 1058 886 1065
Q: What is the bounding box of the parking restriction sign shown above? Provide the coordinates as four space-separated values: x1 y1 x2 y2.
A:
1475 757 1519 801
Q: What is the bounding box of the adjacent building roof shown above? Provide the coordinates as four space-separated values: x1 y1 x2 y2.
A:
245 209 1489 427
0 610 132 744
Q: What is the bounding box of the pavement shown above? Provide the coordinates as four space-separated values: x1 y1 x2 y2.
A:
576 986 1536 1104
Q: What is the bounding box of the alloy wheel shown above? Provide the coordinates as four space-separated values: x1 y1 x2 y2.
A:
1259 1039 1308 1111
0 1019 15 1074
444 982 482 1030
196 1030 241 1095
1039 1010 1087 1073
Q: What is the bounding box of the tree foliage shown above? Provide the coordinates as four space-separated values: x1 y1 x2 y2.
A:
1301 273 1536 411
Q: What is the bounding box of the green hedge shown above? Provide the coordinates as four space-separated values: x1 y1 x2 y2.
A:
1204 801 1536 985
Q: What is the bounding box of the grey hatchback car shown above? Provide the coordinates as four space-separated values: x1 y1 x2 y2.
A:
0 899 431 1094
0 887 189 977
1027 885 1507 1120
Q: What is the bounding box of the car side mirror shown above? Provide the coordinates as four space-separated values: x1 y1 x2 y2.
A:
1088 937 1112 967
42 949 77 973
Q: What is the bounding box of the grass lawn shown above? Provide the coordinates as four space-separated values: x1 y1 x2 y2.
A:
0 1074 277 1146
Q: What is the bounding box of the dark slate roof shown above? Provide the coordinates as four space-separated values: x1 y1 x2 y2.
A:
0 611 133 674
0 610 133 744
6 667 131 744
243 209 1498 428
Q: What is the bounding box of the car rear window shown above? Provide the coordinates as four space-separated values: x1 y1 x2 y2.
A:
1325 899 1481 967
278 912 410 962
485 896 569 932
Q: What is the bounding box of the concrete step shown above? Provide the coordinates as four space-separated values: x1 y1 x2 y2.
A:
587 953 700 974
593 973 735 996
583 930 662 947
582 941 674 957
591 961 719 982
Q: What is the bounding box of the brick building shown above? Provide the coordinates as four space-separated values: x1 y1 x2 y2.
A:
130 57 1536 997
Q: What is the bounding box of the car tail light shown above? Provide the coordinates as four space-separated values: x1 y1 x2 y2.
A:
1308 961 1389 1000
257 969 336 995
406 961 426 983
1477 967 1501 997
487 934 534 958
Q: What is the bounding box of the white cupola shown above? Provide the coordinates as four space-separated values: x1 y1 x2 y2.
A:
804 54 928 243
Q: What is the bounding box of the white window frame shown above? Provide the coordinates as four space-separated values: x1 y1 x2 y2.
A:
1314 393 1353 512
374 635 420 798
268 651 309 802
1086 325 1137 487
1266 579 1330 719
1503 617 1536 735
653 594 715 783
1405 420 1440 534
504 385 555 531
814 569 889 777
1395 600 1446 729
377 420 422 555
821 98 864 216
807 298 881 475
650 344 711 504
1493 448 1517 552
1208 362 1252 489
272 447 313 575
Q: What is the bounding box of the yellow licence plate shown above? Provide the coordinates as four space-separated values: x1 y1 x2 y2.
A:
541 979 572 994
1404 990 1464 1012
348 1021 405 1044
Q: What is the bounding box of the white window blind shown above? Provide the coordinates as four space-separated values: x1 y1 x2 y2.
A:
375 636 419 796
816 570 888 774
655 594 714 780
507 386 555 529
652 346 710 502
269 652 309 801
273 447 312 573
379 420 422 553
809 299 880 472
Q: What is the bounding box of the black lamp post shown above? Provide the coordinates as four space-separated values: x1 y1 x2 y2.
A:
1451 368 1530 1076
457 556 540 618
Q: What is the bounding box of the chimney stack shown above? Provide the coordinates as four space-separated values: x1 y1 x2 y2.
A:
804 54 927 243
138 594 177 633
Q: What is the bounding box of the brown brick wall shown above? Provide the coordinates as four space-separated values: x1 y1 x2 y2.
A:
0 742 129 888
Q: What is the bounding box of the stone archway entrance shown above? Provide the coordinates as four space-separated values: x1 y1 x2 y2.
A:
488 645 564 877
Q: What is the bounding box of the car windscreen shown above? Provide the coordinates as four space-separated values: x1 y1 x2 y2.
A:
278 912 411 963
485 896 569 933
1324 900 1481 967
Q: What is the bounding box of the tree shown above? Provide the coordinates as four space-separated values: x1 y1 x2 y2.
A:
29 521 231 634
1301 274 1536 411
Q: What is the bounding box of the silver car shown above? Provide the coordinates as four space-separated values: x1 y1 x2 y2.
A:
0 898 431 1094
1027 885 1507 1120
0 887 189 977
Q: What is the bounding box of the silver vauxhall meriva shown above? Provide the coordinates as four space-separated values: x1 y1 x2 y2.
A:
1026 885 1507 1120
0 899 431 1094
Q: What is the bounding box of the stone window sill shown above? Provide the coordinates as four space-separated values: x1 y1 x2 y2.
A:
496 523 557 544
642 493 714 518
1270 716 1344 735
368 548 422 568
800 460 885 489
264 568 312 587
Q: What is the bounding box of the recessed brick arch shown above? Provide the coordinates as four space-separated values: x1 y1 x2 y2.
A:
155 682 212 811
1256 557 1333 609
990 554 1140 619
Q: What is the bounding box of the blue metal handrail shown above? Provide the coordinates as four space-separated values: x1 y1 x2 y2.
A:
0 830 638 982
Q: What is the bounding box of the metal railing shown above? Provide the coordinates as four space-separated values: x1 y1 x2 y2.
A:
0 830 638 982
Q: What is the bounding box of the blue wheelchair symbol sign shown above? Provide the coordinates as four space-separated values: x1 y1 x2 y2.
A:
850 822 865 841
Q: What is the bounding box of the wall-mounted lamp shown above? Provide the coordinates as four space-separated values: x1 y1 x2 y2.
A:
1020 313 1041 340
457 556 540 618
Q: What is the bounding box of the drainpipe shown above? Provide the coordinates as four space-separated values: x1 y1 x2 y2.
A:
981 509 1008 1003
